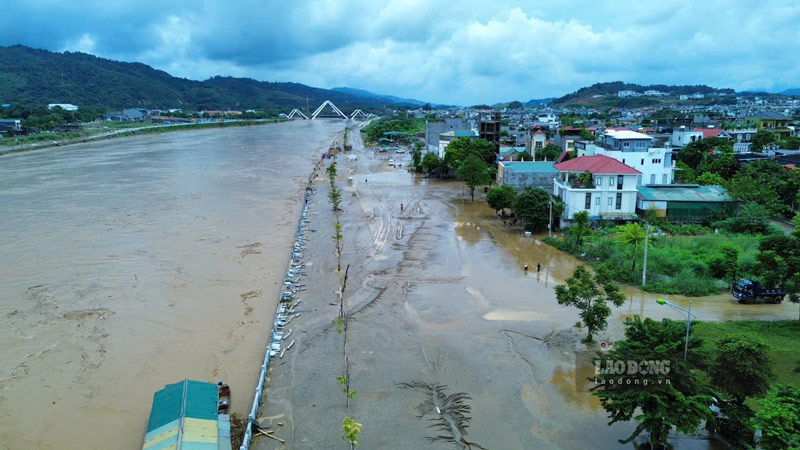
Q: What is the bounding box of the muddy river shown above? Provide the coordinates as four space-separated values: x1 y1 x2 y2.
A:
0 120 344 450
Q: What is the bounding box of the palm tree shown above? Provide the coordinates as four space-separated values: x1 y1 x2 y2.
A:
617 223 645 276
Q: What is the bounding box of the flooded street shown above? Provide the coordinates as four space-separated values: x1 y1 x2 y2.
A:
255 130 792 450
0 120 344 450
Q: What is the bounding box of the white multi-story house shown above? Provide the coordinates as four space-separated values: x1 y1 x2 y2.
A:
670 126 704 147
575 129 675 185
553 155 641 225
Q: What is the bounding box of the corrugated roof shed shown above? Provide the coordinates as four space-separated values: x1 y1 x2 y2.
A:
502 161 557 173
143 380 228 450
636 184 735 202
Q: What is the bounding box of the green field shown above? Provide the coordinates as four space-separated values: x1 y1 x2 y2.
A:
693 320 800 386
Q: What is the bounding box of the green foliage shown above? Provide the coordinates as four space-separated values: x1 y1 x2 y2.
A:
780 136 800 150
513 187 552 232
326 162 337 185
456 155 491 201
757 233 800 310
421 152 440 175
677 137 727 169
518 151 533 161
485 185 518 215
568 211 592 250
592 317 713 447
728 159 800 217
751 385 800 450
535 143 562 161
412 147 421 169
507 100 524 109
751 129 777 151
713 202 771 234
695 171 725 186
342 416 362 447
554 265 625 342
617 222 646 275
361 117 425 142
711 333 773 404
328 185 342 211
674 160 696 183
444 137 496 168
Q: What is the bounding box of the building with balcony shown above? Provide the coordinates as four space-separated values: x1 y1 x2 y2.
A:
745 112 792 138
670 126 705 147
553 155 641 225
575 129 674 185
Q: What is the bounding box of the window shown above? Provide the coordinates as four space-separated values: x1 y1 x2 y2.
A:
650 174 656 184
617 175 623 190
641 158 644 165
608 197 613 206
662 174 667 184
623 142 630 147
535 141 543 149
637 175 642 185
615 193 622 210
609 177 614 186
595 176 601 186
585 192 592 209
595 197 600 205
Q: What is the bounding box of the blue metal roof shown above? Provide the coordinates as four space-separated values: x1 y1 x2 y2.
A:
501 161 558 174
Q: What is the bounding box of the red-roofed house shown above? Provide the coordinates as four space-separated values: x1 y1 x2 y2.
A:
553 155 641 223
692 128 731 140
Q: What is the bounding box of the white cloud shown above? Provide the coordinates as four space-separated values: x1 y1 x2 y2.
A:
7 0 800 104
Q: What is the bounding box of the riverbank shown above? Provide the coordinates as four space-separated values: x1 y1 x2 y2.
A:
0 119 285 156
0 120 346 450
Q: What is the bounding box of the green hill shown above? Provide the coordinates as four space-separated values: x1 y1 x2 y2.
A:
0 45 419 113
553 81 736 108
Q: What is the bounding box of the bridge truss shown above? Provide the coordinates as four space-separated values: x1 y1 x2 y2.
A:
311 100 348 120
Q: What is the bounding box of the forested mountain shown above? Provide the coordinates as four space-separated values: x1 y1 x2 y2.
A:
553 81 735 106
0 45 421 112
331 87 428 107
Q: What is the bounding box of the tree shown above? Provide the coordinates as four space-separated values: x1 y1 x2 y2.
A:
554 265 625 342
674 161 696 183
756 233 800 319
751 385 800 450
328 185 342 211
513 187 552 232
444 137 496 168
535 143 562 161
695 171 725 186
592 317 713 448
507 100 524 110
412 147 422 170
617 223 645 276
327 162 337 186
751 129 776 152
780 136 800 150
421 152 440 175
728 159 800 216
568 211 592 250
456 155 491 201
518 151 533 161
708 332 772 446
720 245 739 289
485 185 518 215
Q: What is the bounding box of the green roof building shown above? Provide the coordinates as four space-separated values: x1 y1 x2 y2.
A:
636 184 738 223
142 380 231 450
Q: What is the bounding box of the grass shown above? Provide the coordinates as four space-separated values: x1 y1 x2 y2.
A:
693 320 800 387
545 230 762 296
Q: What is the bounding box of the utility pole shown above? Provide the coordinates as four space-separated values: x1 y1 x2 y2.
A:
642 222 650 286
548 198 553 237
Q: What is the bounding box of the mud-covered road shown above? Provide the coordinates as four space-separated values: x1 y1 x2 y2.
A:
254 129 792 449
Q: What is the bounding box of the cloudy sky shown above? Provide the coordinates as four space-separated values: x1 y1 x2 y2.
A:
3 0 800 104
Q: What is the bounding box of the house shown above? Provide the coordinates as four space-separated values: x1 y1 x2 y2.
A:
727 129 758 143
0 119 22 132
497 161 558 193
636 184 738 223
644 90 666 96
498 146 528 162
670 127 704 147
438 130 478 159
553 155 641 224
745 112 792 138
576 129 674 185
692 128 730 140
529 126 548 152
47 103 78 111
555 126 585 152
618 90 640 98
733 142 753 153
425 118 471 153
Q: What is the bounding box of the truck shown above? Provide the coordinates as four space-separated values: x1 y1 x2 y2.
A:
732 279 786 304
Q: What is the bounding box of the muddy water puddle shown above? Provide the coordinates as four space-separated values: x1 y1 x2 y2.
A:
0 120 344 450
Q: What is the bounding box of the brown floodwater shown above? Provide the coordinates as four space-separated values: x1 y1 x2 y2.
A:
254 130 748 450
0 120 345 450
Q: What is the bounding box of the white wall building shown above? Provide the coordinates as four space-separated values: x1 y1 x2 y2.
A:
553 155 641 224
576 130 675 185
47 103 79 111
670 127 704 147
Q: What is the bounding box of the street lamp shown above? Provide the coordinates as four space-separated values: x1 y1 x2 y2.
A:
656 298 697 360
